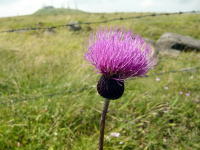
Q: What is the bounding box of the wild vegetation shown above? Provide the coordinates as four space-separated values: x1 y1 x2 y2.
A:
0 11 200 150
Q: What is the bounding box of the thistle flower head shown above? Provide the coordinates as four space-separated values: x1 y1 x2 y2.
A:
86 28 155 80
85 28 155 99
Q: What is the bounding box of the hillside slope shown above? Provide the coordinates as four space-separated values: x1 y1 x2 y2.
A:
34 6 86 15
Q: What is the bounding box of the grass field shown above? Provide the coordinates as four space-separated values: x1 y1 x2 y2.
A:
0 11 200 150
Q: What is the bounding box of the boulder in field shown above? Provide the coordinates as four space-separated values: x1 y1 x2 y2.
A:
156 32 200 52
68 21 81 31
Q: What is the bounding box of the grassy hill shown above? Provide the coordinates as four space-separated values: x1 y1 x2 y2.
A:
0 12 200 150
34 6 86 16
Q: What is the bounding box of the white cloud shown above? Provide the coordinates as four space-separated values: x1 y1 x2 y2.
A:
0 0 41 17
75 0 200 12
140 0 155 9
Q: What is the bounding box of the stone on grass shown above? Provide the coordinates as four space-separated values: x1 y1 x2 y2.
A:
68 21 81 31
156 32 200 52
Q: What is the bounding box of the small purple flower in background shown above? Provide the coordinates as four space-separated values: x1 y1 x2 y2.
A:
156 77 160 82
185 92 190 97
85 28 155 150
86 28 155 99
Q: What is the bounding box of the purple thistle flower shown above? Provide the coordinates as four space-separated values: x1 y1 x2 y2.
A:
85 28 155 99
87 29 156 150
86 28 155 80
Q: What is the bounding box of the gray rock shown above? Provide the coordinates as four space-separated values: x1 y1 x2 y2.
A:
68 22 81 31
156 32 200 52
159 49 181 57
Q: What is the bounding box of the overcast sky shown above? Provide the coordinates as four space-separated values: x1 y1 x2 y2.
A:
0 0 200 17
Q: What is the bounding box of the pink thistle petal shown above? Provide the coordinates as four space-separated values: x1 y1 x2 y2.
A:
85 28 155 80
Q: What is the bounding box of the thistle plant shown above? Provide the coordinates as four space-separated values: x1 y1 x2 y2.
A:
85 28 155 150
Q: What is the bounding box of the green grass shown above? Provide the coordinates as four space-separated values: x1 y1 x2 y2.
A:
0 12 200 150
